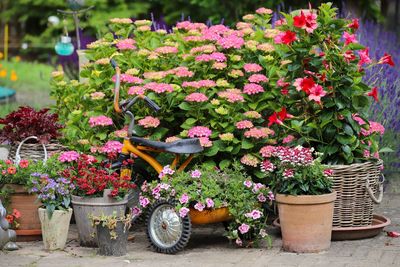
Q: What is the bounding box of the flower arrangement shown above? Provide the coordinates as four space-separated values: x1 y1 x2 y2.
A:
59 151 135 199
0 106 63 144
4 208 21 229
0 159 33 185
139 163 274 247
50 3 393 175
261 146 333 196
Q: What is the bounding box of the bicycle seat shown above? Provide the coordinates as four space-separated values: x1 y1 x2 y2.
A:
130 137 204 154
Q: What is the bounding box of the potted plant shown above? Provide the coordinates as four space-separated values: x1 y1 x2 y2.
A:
27 156 74 250
0 158 43 241
264 4 394 228
0 106 64 161
138 163 274 252
262 145 335 253
89 212 131 256
60 151 135 247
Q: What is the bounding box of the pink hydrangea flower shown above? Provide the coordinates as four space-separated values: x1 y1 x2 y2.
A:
144 82 174 93
248 74 269 83
154 46 178 54
256 7 273 15
244 128 271 139
241 154 259 167
188 126 212 138
58 151 79 162
243 63 263 73
238 223 250 234
195 52 227 62
180 193 189 204
206 198 214 208
185 93 208 102
138 116 160 128
112 74 143 84
244 111 262 119
173 67 194 77
179 207 190 218
90 92 105 100
260 146 276 158
89 115 113 127
128 86 145 95
101 141 123 153
245 209 262 220
199 137 213 147
217 34 245 49
190 44 217 54
190 170 202 178
182 80 216 89
243 83 264 95
116 38 136 50
194 202 205 211
218 90 244 103
236 120 254 129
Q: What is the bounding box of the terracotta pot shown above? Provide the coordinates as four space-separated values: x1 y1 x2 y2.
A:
276 191 336 253
71 190 128 247
189 207 232 224
38 208 73 250
2 184 42 241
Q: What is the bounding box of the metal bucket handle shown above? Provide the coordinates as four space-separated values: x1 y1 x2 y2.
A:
365 174 384 204
14 136 48 165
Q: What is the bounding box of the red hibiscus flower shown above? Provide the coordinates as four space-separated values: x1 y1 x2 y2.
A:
275 30 297 45
347 19 359 30
268 107 293 126
367 87 379 102
293 77 315 94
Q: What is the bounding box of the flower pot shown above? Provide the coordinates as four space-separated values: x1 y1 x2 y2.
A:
2 184 42 241
189 207 231 224
276 191 336 253
38 208 73 250
96 220 129 256
71 190 128 247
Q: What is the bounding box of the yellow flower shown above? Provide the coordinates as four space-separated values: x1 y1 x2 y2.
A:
10 70 18 81
0 69 7 78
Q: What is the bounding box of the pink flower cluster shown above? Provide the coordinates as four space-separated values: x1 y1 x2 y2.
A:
185 92 208 102
154 46 178 54
260 159 275 172
259 145 276 157
101 141 123 153
128 86 145 95
182 80 216 89
138 116 160 128
218 89 244 103
176 21 207 31
195 52 227 62
283 168 295 178
158 165 175 179
243 83 264 95
89 115 113 127
240 154 259 167
116 38 136 50
243 63 263 73
265 146 314 166
190 44 217 54
58 151 79 162
144 82 174 93
236 120 253 129
217 34 245 49
188 126 212 138
112 74 143 84
244 128 273 139
248 74 269 83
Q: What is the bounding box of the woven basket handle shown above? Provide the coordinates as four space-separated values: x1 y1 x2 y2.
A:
14 136 48 165
365 174 384 204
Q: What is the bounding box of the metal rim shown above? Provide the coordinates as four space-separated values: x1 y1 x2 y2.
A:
149 203 183 249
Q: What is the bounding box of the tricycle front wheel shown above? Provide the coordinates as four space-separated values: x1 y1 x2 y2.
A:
146 199 191 254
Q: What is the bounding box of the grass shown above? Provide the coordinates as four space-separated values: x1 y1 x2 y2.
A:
0 59 54 117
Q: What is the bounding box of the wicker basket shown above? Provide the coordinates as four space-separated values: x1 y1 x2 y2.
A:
8 136 66 163
330 160 384 228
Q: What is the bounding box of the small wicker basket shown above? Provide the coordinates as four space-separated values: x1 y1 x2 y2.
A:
330 160 383 228
8 136 66 163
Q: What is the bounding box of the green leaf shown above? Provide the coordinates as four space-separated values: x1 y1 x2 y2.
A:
342 145 351 155
337 135 356 145
241 139 254 149
178 102 191 111
184 118 197 125
343 124 353 136
219 160 231 170
204 145 219 156
379 147 394 153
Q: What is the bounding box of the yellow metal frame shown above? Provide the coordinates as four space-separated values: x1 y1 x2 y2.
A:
121 139 194 175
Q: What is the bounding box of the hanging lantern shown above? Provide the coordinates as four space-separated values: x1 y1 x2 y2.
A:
67 0 86 11
55 36 74 56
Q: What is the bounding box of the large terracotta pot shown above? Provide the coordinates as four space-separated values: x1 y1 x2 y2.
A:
71 190 128 247
2 184 42 241
38 208 73 250
276 191 336 253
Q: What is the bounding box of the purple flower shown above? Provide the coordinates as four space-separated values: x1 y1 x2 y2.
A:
190 169 202 178
179 207 190 218
206 198 214 208
243 180 252 188
179 193 189 204
194 202 205 211
257 193 267 202
139 196 150 208
245 209 262 220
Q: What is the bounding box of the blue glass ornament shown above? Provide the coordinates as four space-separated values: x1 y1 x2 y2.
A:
55 36 74 56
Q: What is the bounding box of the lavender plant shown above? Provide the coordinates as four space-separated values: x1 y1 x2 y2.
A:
359 21 400 173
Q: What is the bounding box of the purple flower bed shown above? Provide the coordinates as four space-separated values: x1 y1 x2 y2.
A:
359 21 400 172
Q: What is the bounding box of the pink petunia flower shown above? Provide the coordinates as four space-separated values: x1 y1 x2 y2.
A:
180 193 189 204
194 202 205 211
190 170 202 178
206 198 214 208
139 196 150 208
238 223 250 234
245 209 262 220
179 207 190 218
